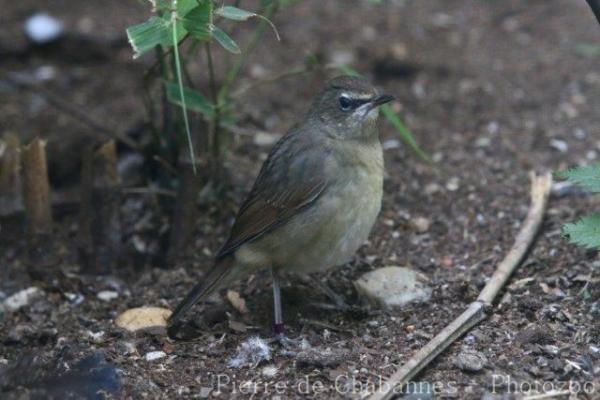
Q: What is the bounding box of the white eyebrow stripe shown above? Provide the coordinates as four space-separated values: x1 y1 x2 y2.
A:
340 92 373 100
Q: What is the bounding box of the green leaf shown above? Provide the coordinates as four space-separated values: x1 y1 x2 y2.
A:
127 17 173 58
215 6 256 21
177 0 200 16
380 105 431 162
555 164 600 193
563 213 600 249
211 25 241 54
165 81 214 116
183 1 213 41
214 6 280 41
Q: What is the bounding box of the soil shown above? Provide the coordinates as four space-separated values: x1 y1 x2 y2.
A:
1 0 600 399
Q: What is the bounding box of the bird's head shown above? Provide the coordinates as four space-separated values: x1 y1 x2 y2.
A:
307 76 395 139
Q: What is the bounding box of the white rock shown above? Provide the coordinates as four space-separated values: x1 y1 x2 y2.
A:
354 266 432 309
25 13 64 44
253 131 281 146
2 287 44 312
383 139 400 150
97 290 119 302
410 216 431 233
115 307 172 332
446 177 460 191
549 139 568 153
145 351 166 361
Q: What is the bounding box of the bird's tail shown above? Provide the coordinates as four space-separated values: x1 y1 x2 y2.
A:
168 256 236 327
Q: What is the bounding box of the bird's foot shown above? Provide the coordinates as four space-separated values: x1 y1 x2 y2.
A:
269 324 308 350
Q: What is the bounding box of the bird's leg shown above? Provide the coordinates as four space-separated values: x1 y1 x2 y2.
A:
271 268 285 336
271 269 306 349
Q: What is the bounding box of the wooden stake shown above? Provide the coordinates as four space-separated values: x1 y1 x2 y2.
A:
21 137 54 277
369 172 552 400
79 140 122 274
0 133 22 215
166 154 200 265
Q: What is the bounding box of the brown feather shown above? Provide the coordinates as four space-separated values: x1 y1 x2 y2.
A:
216 126 329 260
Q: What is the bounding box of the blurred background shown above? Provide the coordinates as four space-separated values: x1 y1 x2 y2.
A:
0 0 599 398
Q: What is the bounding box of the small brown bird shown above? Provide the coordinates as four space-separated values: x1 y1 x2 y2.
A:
168 76 394 335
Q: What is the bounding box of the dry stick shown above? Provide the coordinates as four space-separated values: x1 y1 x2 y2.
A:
369 172 553 400
0 133 23 215
79 140 123 274
22 137 55 278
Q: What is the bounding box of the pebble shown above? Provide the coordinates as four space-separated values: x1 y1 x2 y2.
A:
25 13 64 44
410 216 431 233
454 350 487 372
115 307 172 332
549 138 568 153
424 183 442 195
145 351 166 361
296 348 347 368
253 131 281 146
354 266 432 309
445 177 460 191
199 387 212 398
383 139 400 150
97 290 119 302
2 287 44 312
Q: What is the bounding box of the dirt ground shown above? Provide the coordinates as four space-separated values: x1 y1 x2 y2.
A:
1 0 600 398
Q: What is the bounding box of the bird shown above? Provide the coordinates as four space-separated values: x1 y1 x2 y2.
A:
168 76 394 337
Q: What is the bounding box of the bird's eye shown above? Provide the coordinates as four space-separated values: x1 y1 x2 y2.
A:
339 95 352 111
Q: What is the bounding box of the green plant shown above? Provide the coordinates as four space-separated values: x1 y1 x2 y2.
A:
556 164 600 249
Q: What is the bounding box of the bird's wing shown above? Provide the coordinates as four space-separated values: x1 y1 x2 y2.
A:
216 129 328 260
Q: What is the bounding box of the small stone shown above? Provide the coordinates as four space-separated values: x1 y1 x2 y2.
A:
87 330 105 343
199 387 212 398
454 350 487 372
145 351 166 361
542 345 560 356
226 290 248 314
296 348 347 368
2 287 44 312
410 217 431 233
115 307 172 332
354 266 432 309
445 177 460 191
536 356 548 367
549 139 568 153
25 13 64 44
97 290 119 302
254 132 281 146
382 139 400 150
424 183 441 195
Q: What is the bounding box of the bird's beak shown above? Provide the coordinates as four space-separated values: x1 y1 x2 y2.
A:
371 94 395 107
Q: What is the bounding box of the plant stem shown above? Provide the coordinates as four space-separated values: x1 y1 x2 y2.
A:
205 42 221 176
171 2 197 174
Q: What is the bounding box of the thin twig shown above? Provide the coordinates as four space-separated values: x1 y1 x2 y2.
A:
586 0 600 25
369 172 552 400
